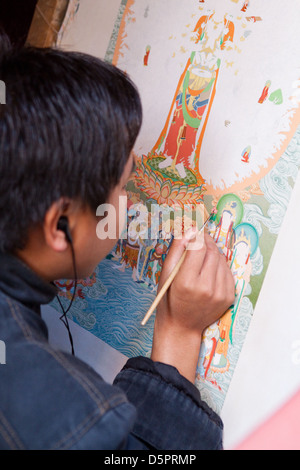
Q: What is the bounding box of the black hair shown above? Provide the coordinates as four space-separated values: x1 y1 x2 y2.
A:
0 40 142 253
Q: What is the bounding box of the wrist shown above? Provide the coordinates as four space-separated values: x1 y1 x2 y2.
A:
151 317 202 383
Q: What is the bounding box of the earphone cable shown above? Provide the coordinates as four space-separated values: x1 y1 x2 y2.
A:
53 242 77 356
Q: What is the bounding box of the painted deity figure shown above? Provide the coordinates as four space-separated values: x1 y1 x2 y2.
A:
201 223 258 379
258 80 271 104
117 204 148 282
198 323 219 380
210 227 254 372
153 10 235 180
241 145 251 163
241 1 250 13
144 237 171 287
213 201 237 260
144 45 151 66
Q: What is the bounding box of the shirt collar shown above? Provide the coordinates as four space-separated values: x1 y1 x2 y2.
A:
0 252 57 311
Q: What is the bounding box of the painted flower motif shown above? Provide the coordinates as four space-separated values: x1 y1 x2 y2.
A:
135 156 206 207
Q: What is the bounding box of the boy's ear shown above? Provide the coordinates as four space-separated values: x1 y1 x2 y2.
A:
43 201 70 252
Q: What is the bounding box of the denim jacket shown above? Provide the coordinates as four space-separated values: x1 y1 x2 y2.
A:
0 253 223 450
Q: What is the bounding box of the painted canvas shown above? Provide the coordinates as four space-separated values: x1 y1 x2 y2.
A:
52 0 300 413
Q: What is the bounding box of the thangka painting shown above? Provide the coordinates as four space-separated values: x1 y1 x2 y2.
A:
52 0 300 413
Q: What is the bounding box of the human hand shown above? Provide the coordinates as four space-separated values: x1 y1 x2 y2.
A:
157 230 235 334
151 230 235 382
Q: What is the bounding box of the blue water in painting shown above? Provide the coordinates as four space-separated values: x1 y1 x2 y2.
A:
91 259 156 357
53 258 157 358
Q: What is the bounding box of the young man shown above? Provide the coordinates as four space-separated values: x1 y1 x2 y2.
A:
0 41 235 450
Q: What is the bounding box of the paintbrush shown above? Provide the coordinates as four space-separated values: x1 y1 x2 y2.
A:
141 208 217 326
